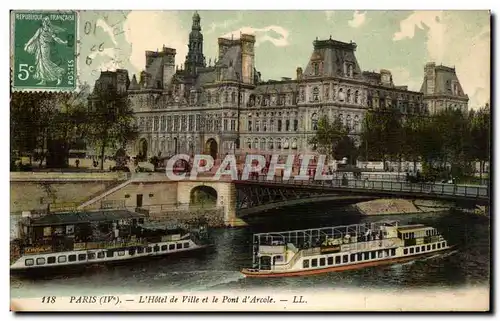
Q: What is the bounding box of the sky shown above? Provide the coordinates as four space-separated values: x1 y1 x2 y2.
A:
78 10 490 109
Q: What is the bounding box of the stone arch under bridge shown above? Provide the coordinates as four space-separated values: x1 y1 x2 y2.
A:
190 185 218 207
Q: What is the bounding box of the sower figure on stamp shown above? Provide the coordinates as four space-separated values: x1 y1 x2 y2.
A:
24 16 67 86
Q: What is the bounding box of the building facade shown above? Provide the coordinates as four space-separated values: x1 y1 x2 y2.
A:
92 12 468 160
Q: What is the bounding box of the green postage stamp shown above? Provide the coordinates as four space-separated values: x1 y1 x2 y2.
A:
11 11 78 91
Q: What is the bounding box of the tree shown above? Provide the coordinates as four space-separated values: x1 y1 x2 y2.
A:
308 115 352 160
87 88 139 170
470 104 490 179
360 108 403 167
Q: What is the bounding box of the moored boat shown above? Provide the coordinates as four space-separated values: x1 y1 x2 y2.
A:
10 209 211 274
241 220 454 278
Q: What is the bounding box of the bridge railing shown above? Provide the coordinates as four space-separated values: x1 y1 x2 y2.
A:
241 175 489 199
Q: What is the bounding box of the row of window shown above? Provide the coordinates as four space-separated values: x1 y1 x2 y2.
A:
247 119 299 133
24 242 190 267
403 242 446 255
302 248 397 269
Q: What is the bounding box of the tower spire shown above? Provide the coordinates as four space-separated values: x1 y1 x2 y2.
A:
184 11 206 73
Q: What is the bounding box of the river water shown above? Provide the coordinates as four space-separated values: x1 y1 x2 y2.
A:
10 203 490 299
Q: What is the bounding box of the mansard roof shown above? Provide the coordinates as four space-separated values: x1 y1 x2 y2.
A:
216 45 243 81
420 63 468 98
302 38 363 79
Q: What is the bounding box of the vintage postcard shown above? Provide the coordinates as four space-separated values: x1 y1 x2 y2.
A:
9 9 491 312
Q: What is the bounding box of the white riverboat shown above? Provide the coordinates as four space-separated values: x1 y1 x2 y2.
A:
241 220 454 278
10 209 211 274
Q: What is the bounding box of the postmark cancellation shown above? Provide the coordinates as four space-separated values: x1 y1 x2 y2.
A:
11 11 78 92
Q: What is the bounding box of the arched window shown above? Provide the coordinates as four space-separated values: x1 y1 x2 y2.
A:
263 120 267 132
270 119 274 132
313 87 319 102
338 88 345 101
278 119 282 132
260 139 266 150
207 91 212 103
253 138 258 150
247 138 252 149
314 63 319 76
353 115 360 132
339 114 344 125
294 119 298 131
284 138 290 149
292 138 297 149
268 138 274 150
347 89 351 103
286 119 290 131
348 65 353 77
346 115 352 131
215 93 220 103
231 92 236 103
277 138 282 149
311 113 319 131
355 90 359 104
224 92 229 103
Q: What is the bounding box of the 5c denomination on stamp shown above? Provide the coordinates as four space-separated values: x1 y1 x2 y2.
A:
11 11 78 92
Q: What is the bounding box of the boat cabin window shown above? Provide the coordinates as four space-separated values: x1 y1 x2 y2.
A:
97 252 105 259
146 247 152 253
153 245 160 252
137 247 144 254
432 244 436 250
311 259 318 267
421 246 425 252
377 251 383 258
410 248 414 254
176 243 182 250
303 259 309 268
404 233 408 239
370 251 376 259
391 249 396 256
404 248 408 255
427 245 431 251
319 258 326 266
364 252 370 260
183 242 190 249
118 251 125 256
88 252 96 260
343 255 348 263
357 253 363 261
350 254 356 262
36 258 45 265
25 258 34 266
442 242 446 247
335 256 341 264
47 256 56 264
328 257 334 265
437 243 441 249
128 248 136 256
169 244 175 251
107 250 114 258
78 254 86 261
416 247 420 253
161 245 168 251
68 255 77 262
58 256 67 263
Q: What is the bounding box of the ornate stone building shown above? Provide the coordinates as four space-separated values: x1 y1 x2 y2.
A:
91 12 468 160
